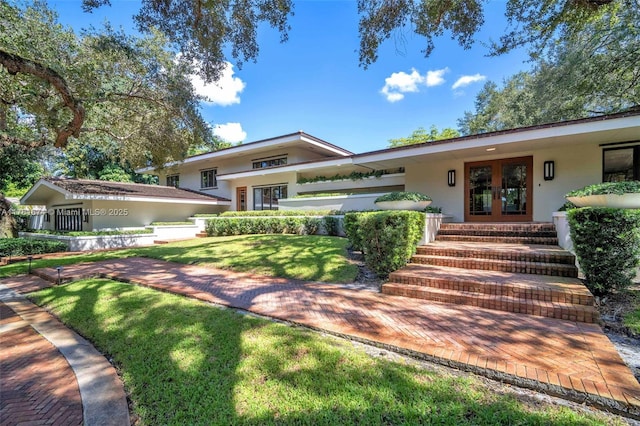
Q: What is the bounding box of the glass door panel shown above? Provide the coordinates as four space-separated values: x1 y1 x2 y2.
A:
501 163 528 216
468 165 493 216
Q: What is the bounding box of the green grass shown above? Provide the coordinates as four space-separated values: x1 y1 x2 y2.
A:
0 235 358 283
29 279 621 426
623 292 640 335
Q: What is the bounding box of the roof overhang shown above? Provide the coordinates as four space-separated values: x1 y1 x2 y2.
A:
20 179 231 206
352 114 640 169
136 132 353 173
217 157 357 181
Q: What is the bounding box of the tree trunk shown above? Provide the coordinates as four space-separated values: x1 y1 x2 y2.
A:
0 194 18 238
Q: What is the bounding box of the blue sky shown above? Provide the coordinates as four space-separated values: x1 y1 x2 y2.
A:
47 0 530 153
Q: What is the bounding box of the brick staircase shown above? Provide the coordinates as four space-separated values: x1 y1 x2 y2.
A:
382 223 600 323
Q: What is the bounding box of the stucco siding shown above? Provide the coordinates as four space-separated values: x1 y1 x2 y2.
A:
90 200 220 229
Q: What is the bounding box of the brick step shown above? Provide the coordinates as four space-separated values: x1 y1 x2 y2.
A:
388 264 592 305
195 232 208 238
437 229 558 238
435 235 559 245
439 222 556 232
411 254 578 277
381 283 599 323
416 242 576 265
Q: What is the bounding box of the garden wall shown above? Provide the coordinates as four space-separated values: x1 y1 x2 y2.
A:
19 232 157 251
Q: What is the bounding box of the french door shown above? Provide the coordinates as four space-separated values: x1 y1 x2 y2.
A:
236 187 247 211
465 156 533 222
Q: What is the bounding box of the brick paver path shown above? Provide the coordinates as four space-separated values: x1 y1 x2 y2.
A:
23 257 640 415
0 302 83 426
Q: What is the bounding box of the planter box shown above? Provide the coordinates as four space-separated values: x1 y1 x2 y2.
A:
567 193 640 209
375 200 432 211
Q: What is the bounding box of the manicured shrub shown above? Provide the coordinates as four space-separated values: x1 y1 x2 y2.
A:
205 217 321 237
343 213 363 251
0 238 68 258
568 207 640 296
346 211 424 278
322 216 340 236
566 181 640 197
218 210 335 217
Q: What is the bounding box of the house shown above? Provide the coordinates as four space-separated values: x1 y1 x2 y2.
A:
20 110 640 232
19 178 229 231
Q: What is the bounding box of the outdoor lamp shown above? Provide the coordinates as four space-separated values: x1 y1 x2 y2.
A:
447 170 456 187
56 266 63 285
27 256 33 274
544 161 555 181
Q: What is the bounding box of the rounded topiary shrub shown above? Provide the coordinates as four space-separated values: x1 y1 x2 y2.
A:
568 207 640 297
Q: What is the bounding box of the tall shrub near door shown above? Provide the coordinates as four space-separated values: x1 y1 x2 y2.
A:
568 207 640 297
354 211 425 279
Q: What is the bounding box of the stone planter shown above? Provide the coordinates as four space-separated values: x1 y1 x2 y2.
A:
375 200 432 211
566 193 640 209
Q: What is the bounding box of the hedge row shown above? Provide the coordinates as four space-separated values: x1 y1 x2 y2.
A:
568 207 640 297
206 217 321 236
344 211 424 279
0 238 68 258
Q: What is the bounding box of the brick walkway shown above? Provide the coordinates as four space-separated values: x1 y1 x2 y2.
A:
0 301 83 426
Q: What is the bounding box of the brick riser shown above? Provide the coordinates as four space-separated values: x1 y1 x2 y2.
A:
411 255 579 278
384 222 600 323
416 246 575 264
387 271 593 305
382 284 599 323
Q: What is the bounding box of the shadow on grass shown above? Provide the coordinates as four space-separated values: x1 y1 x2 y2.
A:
28 279 614 425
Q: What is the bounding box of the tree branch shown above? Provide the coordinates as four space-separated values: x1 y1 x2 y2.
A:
0 49 85 148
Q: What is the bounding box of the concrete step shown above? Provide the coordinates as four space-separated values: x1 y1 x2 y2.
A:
388 264 592 305
381 283 600 323
416 242 576 265
435 234 559 245
410 254 579 277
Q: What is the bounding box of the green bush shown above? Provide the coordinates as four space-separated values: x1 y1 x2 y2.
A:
13 213 31 232
205 217 321 236
568 207 640 296
218 210 335 217
323 216 340 236
0 238 68 258
345 211 424 278
566 181 640 197
343 213 363 251
374 191 431 203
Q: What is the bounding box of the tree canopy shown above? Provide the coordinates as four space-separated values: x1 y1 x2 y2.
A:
388 126 460 147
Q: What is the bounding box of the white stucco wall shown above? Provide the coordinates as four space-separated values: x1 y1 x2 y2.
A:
404 143 602 223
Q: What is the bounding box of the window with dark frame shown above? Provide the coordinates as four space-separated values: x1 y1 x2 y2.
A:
252 156 287 169
253 184 287 210
603 145 640 182
200 169 217 188
166 174 180 187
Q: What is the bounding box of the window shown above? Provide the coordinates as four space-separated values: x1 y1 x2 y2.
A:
253 185 287 210
603 145 639 182
200 169 217 188
252 156 287 169
166 174 179 187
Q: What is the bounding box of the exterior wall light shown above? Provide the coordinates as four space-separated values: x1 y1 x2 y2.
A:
448 169 456 187
544 161 555 181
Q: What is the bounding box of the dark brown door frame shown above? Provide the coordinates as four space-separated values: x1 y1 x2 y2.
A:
236 186 247 211
464 156 533 222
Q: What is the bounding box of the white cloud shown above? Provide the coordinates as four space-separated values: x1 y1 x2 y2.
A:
380 67 448 102
212 123 247 143
452 74 486 90
191 62 246 106
425 69 448 87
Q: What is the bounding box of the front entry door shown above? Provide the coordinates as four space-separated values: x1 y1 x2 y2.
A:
236 187 247 211
465 156 533 222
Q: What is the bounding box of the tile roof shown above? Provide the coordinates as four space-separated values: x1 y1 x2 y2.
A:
44 177 230 202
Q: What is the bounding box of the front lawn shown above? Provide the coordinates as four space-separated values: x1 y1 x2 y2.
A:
0 235 358 283
29 279 621 426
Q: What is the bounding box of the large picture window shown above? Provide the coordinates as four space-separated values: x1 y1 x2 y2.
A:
200 169 217 188
253 185 287 210
166 174 180 187
603 145 639 182
252 155 287 169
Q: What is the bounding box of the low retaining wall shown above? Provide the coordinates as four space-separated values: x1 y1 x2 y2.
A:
145 225 200 239
278 193 387 212
19 232 157 251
